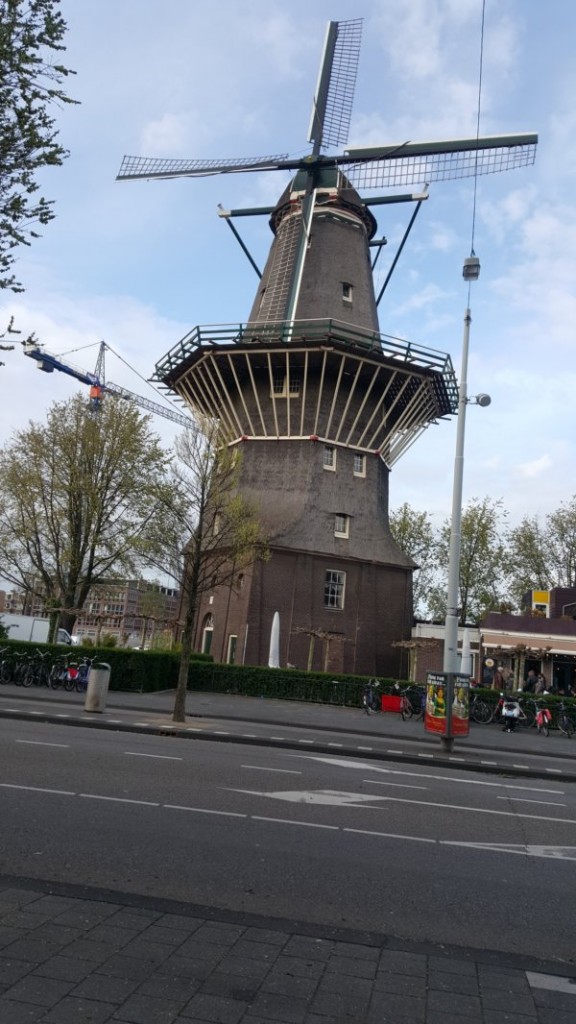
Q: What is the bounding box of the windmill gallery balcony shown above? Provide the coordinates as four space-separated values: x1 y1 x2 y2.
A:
153 318 458 468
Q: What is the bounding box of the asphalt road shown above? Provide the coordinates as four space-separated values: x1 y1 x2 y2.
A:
1 717 575 964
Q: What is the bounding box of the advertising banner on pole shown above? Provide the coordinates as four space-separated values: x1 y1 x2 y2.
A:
425 672 470 738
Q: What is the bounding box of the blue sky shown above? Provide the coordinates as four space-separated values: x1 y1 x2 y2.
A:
1 0 573 529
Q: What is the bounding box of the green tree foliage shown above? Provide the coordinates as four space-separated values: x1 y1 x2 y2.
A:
146 418 269 723
0 394 174 635
389 502 437 617
0 0 77 292
427 497 510 624
508 496 576 602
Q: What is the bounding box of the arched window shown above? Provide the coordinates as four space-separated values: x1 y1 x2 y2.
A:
202 613 214 655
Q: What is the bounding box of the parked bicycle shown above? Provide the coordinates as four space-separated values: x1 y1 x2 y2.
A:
533 701 552 737
398 685 425 721
470 692 535 728
0 646 14 684
49 653 79 692
75 656 96 693
557 702 575 738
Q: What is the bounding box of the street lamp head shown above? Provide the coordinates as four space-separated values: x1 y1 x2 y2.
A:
463 255 481 281
476 393 491 407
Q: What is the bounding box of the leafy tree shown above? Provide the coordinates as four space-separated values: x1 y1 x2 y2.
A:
427 497 510 624
146 418 269 723
0 0 77 292
508 496 576 602
0 394 174 636
389 502 438 617
0 618 10 642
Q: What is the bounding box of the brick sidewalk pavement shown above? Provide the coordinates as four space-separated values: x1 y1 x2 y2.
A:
0 877 575 1023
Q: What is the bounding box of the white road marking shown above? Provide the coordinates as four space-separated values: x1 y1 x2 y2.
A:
364 780 429 791
497 796 566 807
270 736 286 741
165 804 246 817
230 788 388 807
241 765 302 774
344 827 435 843
301 756 564 794
124 752 183 761
512 764 530 770
357 746 373 751
16 740 69 748
417 753 434 758
231 787 576 824
0 783 75 795
252 816 338 830
213 731 229 735
443 841 576 861
79 794 159 806
481 760 497 765
526 972 576 993
387 749 403 754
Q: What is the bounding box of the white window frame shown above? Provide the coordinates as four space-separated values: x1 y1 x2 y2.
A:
323 445 336 471
324 569 346 609
342 282 353 303
353 453 366 477
334 513 349 538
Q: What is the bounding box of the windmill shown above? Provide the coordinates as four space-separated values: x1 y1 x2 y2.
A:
117 19 537 677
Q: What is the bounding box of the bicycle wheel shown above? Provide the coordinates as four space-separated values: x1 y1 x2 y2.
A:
401 700 413 721
21 666 34 687
470 700 492 724
562 718 574 738
520 706 535 728
0 661 12 683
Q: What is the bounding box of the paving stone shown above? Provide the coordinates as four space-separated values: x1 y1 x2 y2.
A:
182 991 248 1023
243 927 290 947
332 941 379 962
134 924 194 947
0 938 67 964
0 926 28 949
373 970 427 996
42 995 117 1023
242 990 308 1023
281 937 333 962
478 969 533 993
85 923 146 948
536 1008 576 1024
2 973 74 1006
116 938 175 964
427 988 483 1019
428 955 478 976
227 940 282 964
96 954 161 981
60 938 115 962
260 969 318 999
325 955 377 980
0 889 42 908
428 969 480 995
367 990 426 1023
32 954 95 983
0 999 45 1023
269 956 325 981
532 986 576 1011
192 923 246 946
173 938 227 962
53 905 121 929
71 972 140 1003
156 954 217 981
0 957 32 986
2 908 60 929
137 973 202 1002
205 956 273 982
110 991 182 1023
26 895 80 915
200 972 262 1002
377 949 427 976
480 987 539 1015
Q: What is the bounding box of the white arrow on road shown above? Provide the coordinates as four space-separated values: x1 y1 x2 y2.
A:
442 841 576 861
229 788 388 807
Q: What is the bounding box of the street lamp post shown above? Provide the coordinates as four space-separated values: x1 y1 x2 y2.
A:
440 255 484 751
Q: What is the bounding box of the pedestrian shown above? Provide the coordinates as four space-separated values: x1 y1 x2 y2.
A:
523 669 537 693
492 666 505 691
501 699 521 733
534 672 546 695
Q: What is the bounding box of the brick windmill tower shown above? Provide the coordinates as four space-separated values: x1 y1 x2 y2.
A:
118 20 536 677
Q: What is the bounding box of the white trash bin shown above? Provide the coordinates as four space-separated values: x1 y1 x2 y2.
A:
84 662 111 713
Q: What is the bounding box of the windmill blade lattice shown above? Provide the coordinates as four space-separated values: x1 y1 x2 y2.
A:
308 18 363 152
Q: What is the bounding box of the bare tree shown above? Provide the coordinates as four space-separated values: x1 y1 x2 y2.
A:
145 418 268 723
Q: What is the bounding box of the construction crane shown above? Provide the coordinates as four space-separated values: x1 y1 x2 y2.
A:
22 339 191 428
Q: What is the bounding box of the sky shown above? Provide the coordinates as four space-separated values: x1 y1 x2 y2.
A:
1 0 574 531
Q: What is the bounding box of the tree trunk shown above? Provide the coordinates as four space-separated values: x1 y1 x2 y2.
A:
173 596 196 723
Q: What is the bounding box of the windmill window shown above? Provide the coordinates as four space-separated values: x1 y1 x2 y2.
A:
323 445 336 470
272 371 300 397
324 569 346 609
353 453 366 477
334 513 349 538
342 282 353 303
